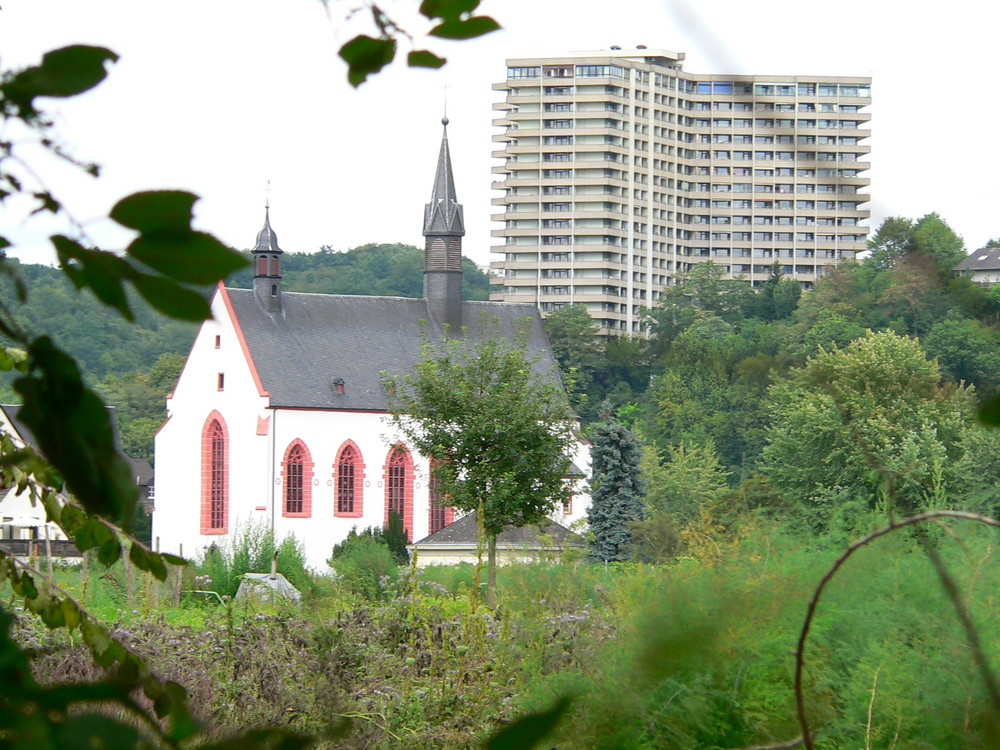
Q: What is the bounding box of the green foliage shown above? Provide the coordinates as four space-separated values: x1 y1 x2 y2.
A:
761 331 975 519
630 442 731 563
541 305 652 421
485 698 572 750
923 313 1000 396
97 352 184 459
228 243 491 301
645 312 780 475
198 523 311 599
587 419 645 562
385 314 576 538
542 303 602 410
329 527 398 600
383 510 410 564
384 314 576 604
337 0 498 86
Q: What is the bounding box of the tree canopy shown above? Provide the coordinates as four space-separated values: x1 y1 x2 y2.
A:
384 315 577 602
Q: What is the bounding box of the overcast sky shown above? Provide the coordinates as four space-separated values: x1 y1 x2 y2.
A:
1 0 996 268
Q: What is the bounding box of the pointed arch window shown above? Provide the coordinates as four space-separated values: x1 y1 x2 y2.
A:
335 441 365 518
427 460 454 535
384 444 414 540
200 412 228 534
282 440 314 517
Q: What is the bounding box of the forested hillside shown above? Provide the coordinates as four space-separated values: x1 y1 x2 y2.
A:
545 213 1000 547
0 243 491 457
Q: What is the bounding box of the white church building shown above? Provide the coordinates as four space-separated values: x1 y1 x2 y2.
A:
152 123 591 569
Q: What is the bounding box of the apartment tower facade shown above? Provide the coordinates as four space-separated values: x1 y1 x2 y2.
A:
490 48 871 335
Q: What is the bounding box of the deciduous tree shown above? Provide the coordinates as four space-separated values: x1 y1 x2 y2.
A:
761 331 974 521
383 315 576 604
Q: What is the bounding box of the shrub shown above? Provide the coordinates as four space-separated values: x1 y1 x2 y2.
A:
330 527 398 600
195 522 311 599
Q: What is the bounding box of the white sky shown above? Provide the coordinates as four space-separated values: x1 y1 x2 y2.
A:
1 0 997 268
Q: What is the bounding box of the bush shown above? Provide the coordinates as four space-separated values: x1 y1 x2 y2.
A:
195 522 311 599
329 532 397 600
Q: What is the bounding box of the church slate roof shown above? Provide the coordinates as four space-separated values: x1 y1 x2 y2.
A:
423 119 464 237
225 289 558 411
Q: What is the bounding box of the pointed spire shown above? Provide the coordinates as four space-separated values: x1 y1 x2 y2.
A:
423 117 465 236
254 205 283 254
252 204 283 313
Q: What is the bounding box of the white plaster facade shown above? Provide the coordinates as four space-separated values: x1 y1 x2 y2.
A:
0 406 67 543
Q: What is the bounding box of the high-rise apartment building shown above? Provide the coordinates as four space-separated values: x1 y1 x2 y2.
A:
489 48 871 335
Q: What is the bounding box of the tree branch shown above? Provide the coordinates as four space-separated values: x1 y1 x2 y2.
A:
793 510 1000 750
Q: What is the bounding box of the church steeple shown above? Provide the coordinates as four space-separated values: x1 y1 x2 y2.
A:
423 117 464 333
253 205 283 313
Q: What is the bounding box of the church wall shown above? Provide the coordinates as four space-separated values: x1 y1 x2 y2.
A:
266 409 436 569
153 288 272 562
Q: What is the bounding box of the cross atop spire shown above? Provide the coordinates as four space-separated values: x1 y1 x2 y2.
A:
423 118 465 237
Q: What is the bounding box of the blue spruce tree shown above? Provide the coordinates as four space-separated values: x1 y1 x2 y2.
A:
588 419 645 562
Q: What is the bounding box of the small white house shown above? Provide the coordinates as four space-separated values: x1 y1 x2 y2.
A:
954 246 1000 285
152 124 591 569
0 404 68 545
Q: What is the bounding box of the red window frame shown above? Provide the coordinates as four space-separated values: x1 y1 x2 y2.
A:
282 439 313 518
384 444 414 540
427 460 454 535
334 441 365 518
200 411 228 534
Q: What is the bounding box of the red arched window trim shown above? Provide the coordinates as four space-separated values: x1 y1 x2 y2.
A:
269 255 280 276
200 411 228 535
282 439 314 518
256 256 268 275
334 441 365 518
384 444 414 540
427 459 454 535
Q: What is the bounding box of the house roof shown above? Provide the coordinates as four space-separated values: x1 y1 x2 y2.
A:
955 246 1000 272
126 457 154 485
410 510 586 548
225 289 558 410
0 404 34 448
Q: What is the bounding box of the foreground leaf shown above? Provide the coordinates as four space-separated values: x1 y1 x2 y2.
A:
408 50 447 69
14 337 137 523
110 190 198 233
485 697 571 750
429 16 499 39
127 230 245 286
1 46 118 117
132 273 212 321
339 35 396 87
